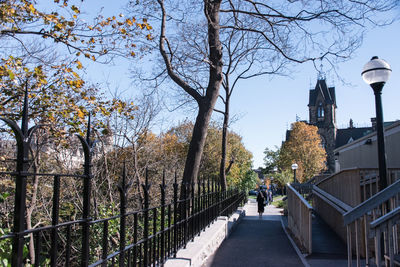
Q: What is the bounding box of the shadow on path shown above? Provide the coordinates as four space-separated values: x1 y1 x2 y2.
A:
203 201 303 267
306 214 348 267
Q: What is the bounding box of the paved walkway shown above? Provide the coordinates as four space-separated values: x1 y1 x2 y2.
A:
306 214 349 267
203 199 304 267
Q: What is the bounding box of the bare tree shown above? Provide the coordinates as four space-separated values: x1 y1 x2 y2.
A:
128 0 398 192
216 29 286 190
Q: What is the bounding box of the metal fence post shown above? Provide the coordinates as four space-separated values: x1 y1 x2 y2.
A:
1 87 36 267
50 175 61 267
207 177 211 227
197 178 201 236
77 116 94 267
191 182 195 241
182 182 187 248
160 170 166 263
118 163 131 267
173 172 178 257
202 179 206 231
141 169 151 266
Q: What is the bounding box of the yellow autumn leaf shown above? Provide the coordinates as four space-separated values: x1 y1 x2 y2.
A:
75 60 83 69
126 19 133 26
71 5 80 14
28 4 36 13
77 109 84 119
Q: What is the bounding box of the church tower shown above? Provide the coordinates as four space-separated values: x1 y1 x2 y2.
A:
308 75 337 173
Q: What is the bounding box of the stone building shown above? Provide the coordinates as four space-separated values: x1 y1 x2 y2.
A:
307 77 396 173
308 77 337 172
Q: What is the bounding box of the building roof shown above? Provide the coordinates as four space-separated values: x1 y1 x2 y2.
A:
335 127 373 148
308 79 336 107
335 121 398 148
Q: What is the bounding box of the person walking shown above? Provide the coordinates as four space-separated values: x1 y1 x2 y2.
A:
256 189 265 217
268 189 273 204
261 188 268 206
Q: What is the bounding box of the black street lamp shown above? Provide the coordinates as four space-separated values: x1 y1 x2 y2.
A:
291 163 298 184
361 56 392 190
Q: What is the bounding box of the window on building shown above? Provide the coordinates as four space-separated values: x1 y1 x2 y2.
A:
320 136 327 149
317 102 324 119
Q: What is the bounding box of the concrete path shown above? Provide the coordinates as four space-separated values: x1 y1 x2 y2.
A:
203 200 304 267
306 214 349 267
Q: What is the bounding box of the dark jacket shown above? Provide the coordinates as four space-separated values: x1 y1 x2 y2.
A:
257 191 265 213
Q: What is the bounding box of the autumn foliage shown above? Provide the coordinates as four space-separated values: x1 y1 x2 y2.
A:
279 121 326 182
0 0 152 143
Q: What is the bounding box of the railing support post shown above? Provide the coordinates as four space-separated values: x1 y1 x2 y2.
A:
78 116 94 267
160 170 166 263
141 169 151 267
118 163 131 267
2 87 38 267
173 172 178 258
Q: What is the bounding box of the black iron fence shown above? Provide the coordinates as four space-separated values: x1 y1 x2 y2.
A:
0 93 246 267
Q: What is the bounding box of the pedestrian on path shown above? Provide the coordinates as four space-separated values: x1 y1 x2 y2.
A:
268 189 273 204
256 189 265 217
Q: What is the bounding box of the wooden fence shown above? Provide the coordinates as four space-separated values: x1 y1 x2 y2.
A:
287 183 313 254
313 168 400 263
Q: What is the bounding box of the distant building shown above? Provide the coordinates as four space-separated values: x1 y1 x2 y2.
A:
286 76 397 173
334 120 400 171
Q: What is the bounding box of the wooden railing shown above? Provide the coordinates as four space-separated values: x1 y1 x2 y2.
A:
312 185 352 245
370 206 400 266
287 183 313 254
316 168 400 206
343 179 400 267
313 168 400 266
315 168 364 207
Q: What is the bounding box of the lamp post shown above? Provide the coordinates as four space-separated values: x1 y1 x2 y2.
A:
291 163 298 184
361 56 392 190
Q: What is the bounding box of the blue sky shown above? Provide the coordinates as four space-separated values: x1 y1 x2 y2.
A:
81 1 400 169
229 21 400 168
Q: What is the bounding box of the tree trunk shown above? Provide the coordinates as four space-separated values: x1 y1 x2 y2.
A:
181 100 215 191
219 87 230 191
180 0 223 196
158 0 223 197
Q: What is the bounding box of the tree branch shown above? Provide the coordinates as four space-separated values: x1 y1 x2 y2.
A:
157 0 203 104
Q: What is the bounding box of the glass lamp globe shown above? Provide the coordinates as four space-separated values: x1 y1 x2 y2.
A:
361 56 392 85
291 163 298 170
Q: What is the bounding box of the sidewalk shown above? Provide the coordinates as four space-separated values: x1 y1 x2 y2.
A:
280 208 352 267
306 214 349 267
202 200 305 267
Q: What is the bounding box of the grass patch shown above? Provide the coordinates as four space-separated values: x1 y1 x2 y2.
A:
271 195 286 209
